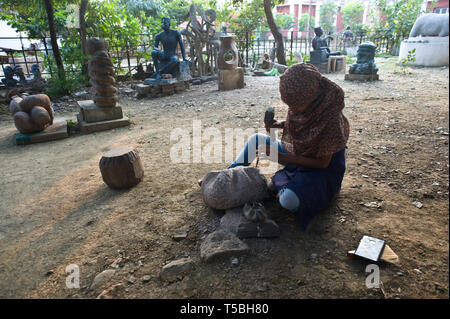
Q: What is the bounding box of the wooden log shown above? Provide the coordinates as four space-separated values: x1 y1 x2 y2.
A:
99 146 144 189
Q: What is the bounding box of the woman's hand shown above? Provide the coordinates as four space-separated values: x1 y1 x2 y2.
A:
265 120 285 132
257 144 271 159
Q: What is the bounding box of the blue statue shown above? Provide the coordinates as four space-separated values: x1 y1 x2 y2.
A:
151 17 189 80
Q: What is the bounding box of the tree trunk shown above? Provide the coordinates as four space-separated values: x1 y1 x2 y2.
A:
307 0 312 53
43 0 65 81
79 0 89 75
263 0 286 65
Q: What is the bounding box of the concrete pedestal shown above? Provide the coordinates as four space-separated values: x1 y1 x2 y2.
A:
344 73 379 81
218 67 245 91
399 36 449 67
77 100 130 134
15 119 69 145
78 100 123 123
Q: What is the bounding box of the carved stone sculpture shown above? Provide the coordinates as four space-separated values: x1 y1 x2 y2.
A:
76 38 130 134
10 94 54 133
399 13 449 67
349 42 378 75
1 65 26 89
218 36 239 70
312 27 341 56
409 13 449 38
181 4 218 77
87 37 118 107
150 17 189 81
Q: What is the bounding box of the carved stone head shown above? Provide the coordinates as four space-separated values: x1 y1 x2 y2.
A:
356 42 376 64
314 27 324 37
162 17 171 31
86 37 109 55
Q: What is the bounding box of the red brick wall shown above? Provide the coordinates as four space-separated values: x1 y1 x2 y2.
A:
336 7 344 32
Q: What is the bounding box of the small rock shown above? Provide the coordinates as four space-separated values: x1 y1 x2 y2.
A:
172 232 188 242
127 275 136 284
412 201 423 209
110 257 122 269
200 230 249 262
413 268 422 274
160 257 194 282
230 257 240 266
142 275 151 283
96 283 123 299
362 202 381 208
220 206 280 238
90 269 116 290
311 253 318 259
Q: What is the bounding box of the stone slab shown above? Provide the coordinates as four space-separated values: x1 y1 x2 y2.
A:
220 206 280 238
200 230 249 262
345 73 379 81
218 68 245 91
15 120 69 145
159 257 194 282
77 114 130 134
77 100 123 123
136 84 151 95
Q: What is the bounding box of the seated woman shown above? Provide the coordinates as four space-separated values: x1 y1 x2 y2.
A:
227 63 350 229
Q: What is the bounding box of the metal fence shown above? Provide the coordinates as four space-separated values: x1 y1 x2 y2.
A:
0 30 404 79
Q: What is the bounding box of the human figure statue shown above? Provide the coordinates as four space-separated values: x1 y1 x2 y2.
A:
151 17 189 80
343 26 354 47
349 42 378 75
312 27 341 56
1 65 27 89
1 66 18 89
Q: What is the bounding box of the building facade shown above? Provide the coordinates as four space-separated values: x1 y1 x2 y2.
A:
275 0 449 35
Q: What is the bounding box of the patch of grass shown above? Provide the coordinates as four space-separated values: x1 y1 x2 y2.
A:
45 72 88 100
375 53 394 58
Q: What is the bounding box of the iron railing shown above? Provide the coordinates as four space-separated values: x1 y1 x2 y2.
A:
0 30 406 79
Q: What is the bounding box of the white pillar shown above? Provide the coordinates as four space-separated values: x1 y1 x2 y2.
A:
362 0 369 25
315 3 321 27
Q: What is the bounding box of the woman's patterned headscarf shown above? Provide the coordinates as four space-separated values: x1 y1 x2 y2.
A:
279 63 350 158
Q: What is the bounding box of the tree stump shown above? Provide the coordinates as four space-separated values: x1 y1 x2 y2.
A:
99 146 144 189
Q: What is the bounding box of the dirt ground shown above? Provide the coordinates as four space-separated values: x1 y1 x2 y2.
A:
0 58 448 299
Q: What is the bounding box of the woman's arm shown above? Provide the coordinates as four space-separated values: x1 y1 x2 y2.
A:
265 119 285 131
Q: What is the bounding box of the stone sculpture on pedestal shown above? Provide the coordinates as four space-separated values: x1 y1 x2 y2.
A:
145 17 191 84
310 27 341 73
217 35 244 91
76 38 130 134
399 13 449 67
345 42 379 81
10 94 53 133
10 93 69 145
